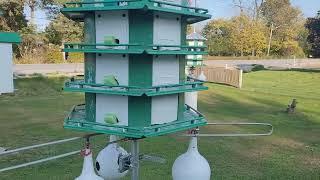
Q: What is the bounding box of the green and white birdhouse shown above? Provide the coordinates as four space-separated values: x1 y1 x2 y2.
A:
0 32 21 94
186 32 206 67
62 0 211 138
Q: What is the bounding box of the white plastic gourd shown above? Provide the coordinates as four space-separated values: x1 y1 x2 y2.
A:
172 136 211 180
95 135 129 180
75 148 104 180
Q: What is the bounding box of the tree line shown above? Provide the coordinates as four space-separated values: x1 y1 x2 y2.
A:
0 0 83 63
202 0 319 58
0 0 319 64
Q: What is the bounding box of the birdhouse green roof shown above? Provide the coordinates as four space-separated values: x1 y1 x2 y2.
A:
61 0 211 23
0 32 21 44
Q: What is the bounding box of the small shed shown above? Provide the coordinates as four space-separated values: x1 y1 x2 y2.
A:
0 32 21 94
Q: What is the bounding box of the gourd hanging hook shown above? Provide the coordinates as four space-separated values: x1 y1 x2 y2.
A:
80 136 92 157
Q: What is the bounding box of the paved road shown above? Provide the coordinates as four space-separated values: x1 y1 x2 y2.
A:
14 63 84 75
13 59 320 75
205 59 320 69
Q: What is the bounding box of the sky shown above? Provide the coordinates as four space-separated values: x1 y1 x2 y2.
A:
198 0 319 19
29 0 320 31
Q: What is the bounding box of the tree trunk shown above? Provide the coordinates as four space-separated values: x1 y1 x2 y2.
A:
254 0 264 21
27 0 36 25
267 23 274 56
30 5 35 25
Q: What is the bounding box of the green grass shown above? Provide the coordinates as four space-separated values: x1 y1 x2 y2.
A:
0 71 320 179
206 56 308 60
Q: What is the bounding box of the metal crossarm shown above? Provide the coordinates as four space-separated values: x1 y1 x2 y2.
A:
0 134 130 173
0 137 81 156
183 122 274 137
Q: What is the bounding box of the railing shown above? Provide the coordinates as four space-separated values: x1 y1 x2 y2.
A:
64 104 207 138
149 0 208 14
150 44 206 50
62 0 210 19
195 66 243 88
64 43 140 50
146 45 207 54
64 43 208 55
64 0 143 8
64 77 208 96
64 43 144 54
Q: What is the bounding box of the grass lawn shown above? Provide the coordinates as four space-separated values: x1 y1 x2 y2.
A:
0 71 319 180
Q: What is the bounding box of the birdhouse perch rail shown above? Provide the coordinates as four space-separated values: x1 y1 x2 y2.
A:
64 78 208 96
183 122 274 137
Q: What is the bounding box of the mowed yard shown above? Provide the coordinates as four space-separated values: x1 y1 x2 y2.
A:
0 70 319 180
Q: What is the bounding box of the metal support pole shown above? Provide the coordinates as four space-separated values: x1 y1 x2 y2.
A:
131 139 139 180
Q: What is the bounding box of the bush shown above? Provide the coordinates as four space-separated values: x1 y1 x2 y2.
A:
251 64 266 71
46 45 65 63
15 44 84 64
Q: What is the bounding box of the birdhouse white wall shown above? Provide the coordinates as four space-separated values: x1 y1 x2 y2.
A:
95 10 129 45
95 55 129 126
94 11 130 126
154 13 181 46
96 54 129 85
151 13 181 125
0 43 14 94
152 94 178 124
152 55 179 86
96 94 129 126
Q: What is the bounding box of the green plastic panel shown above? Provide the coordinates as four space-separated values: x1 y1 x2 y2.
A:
0 32 21 44
64 104 207 138
178 17 187 120
61 0 211 23
128 10 154 129
84 12 96 122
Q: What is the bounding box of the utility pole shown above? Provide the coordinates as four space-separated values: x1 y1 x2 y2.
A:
131 140 139 180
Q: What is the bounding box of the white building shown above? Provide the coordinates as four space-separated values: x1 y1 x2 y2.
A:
0 32 21 94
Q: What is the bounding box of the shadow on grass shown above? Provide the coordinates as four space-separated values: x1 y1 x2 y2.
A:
272 68 320 73
198 92 320 178
199 92 320 144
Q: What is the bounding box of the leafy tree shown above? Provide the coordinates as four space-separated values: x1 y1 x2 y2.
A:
0 0 27 31
23 0 70 24
187 25 193 35
202 19 234 56
45 14 83 45
306 15 320 57
18 24 47 57
203 15 267 57
260 0 302 56
229 14 267 56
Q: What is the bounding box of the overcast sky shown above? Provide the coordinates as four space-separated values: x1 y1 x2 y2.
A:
28 0 320 31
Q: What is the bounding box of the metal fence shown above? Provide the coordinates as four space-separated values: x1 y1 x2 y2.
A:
195 66 243 88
